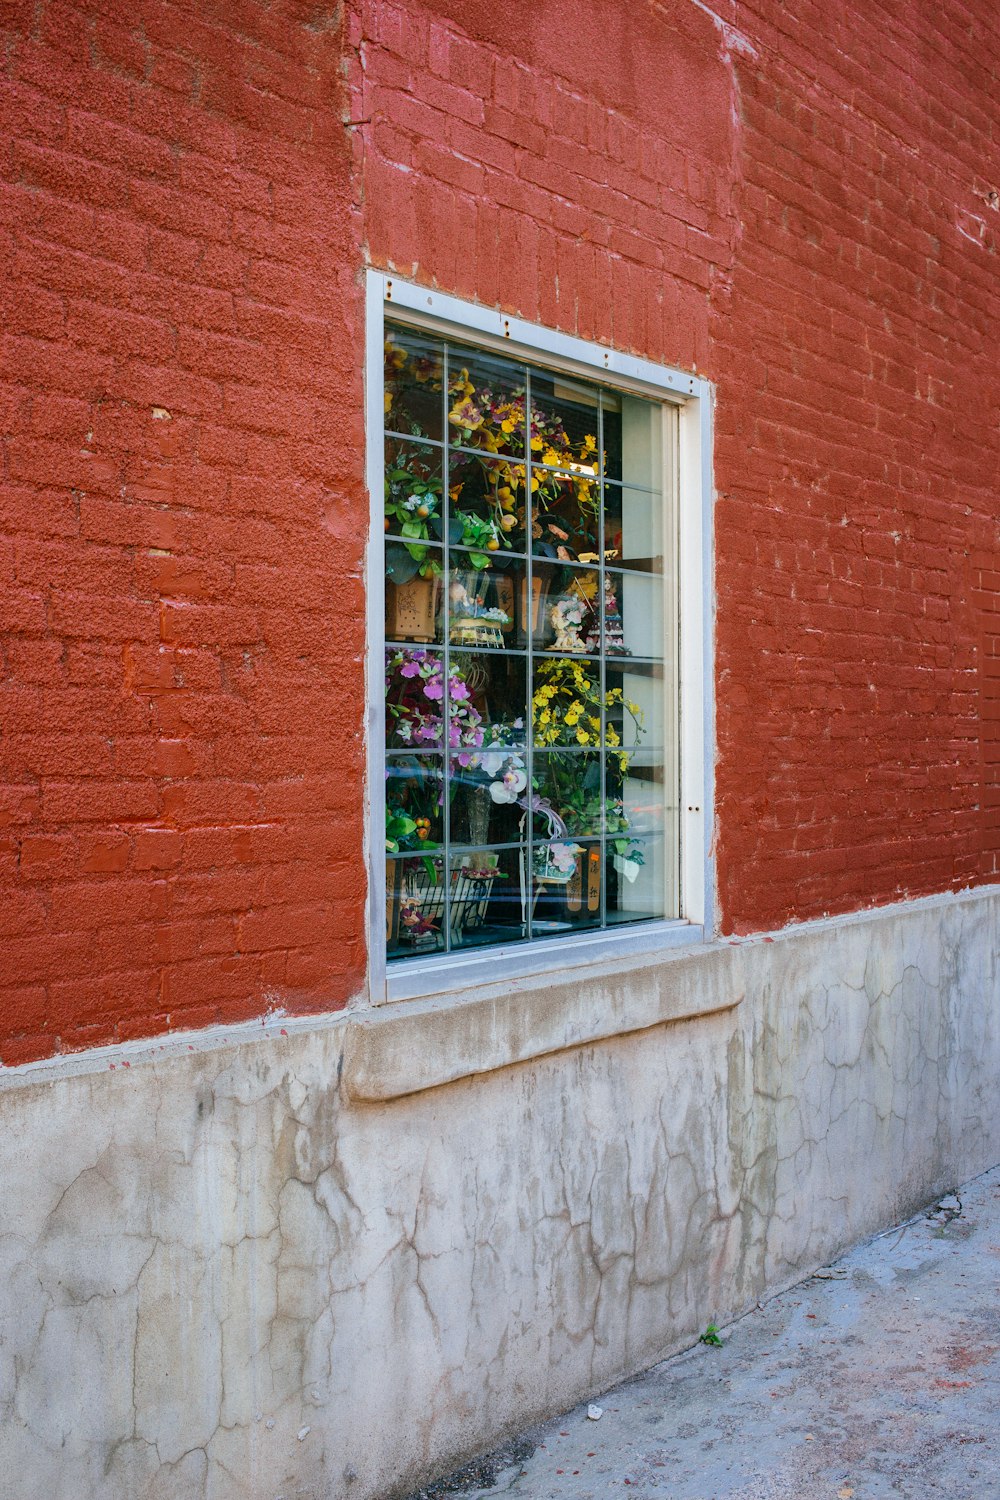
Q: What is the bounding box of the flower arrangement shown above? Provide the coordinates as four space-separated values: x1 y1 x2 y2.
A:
532 658 642 761
385 648 485 758
384 334 604 570
384 448 443 582
447 368 600 557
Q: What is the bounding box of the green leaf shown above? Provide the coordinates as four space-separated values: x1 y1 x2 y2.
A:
385 544 419 584
469 552 490 569
400 520 423 539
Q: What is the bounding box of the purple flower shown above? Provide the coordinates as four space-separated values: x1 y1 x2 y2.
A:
450 681 470 701
423 680 444 700
399 661 421 678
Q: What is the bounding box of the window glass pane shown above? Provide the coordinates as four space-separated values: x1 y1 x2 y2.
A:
386 852 447 957
448 453 527 557
606 747 666 841
385 648 487 753
386 551 443 644
604 832 667 925
530 368 601 458
447 557 517 650
449 847 528 949
385 438 445 546
448 753 526 848
531 749 603 837
601 391 662 487
385 326 445 441
531 837 603 935
450 648 527 751
385 753 444 849
531 464 599 563
606 661 665 752
604 484 666 574
447 344 528 457
532 656 605 751
606 569 664 660
534 564 602 656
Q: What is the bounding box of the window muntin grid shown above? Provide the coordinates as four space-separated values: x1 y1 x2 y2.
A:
384 319 678 962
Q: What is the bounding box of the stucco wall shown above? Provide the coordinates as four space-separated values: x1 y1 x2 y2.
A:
2 886 997 1500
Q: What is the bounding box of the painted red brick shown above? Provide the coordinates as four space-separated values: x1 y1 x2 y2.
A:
1 0 998 1063
0 0 364 1064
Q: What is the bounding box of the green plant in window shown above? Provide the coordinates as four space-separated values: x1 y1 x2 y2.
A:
384 449 444 582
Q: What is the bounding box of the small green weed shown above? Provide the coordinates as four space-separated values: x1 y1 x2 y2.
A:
699 1323 723 1348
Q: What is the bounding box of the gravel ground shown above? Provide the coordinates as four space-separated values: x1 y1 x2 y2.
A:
404 1163 1000 1500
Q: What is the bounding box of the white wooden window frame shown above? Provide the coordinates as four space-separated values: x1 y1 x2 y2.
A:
364 271 714 1004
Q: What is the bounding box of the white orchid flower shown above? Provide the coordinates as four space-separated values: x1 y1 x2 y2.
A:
489 766 527 804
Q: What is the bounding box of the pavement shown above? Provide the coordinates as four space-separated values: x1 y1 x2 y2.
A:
408 1164 1000 1500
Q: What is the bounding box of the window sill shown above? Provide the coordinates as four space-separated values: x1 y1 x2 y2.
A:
342 930 744 1101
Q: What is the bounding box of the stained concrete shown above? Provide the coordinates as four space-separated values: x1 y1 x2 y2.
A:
446 1164 1000 1500
0 888 997 1499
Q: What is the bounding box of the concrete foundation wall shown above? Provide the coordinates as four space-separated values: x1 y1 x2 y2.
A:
2 888 997 1500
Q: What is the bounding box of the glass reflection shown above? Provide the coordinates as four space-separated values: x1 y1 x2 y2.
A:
448 751 526 849
601 390 663 487
385 547 443 645
606 570 665 660
447 558 517 650
450 648 527 751
603 484 666 574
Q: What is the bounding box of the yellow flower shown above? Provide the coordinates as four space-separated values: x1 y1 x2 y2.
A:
384 391 393 415
501 418 515 434
606 725 620 746
448 396 483 430
576 729 590 745
530 436 543 451
541 447 560 467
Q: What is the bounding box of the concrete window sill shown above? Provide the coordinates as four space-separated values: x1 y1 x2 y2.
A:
340 940 745 1101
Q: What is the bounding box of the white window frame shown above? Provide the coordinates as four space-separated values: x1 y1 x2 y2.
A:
364 270 714 1004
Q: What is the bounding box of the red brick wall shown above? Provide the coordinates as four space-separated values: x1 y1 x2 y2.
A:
2 0 998 1062
357 0 1000 933
0 0 366 1063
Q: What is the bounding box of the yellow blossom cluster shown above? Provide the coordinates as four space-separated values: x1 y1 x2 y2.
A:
532 660 644 767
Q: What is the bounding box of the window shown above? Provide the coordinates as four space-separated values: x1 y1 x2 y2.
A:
368 276 712 996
